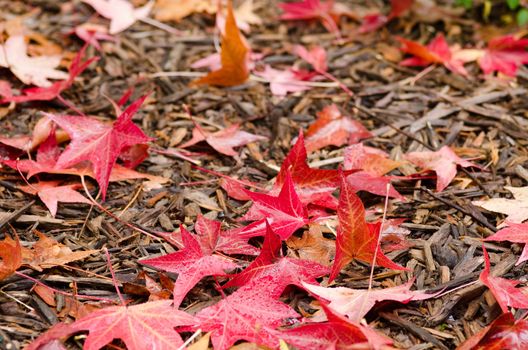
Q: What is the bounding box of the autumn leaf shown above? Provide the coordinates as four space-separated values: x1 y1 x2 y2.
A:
479 246 528 313
405 145 479 192
82 0 153 34
21 231 97 271
0 35 68 87
225 223 329 294
74 23 115 50
26 300 195 350
140 226 239 307
457 312 528 350
18 181 91 217
293 45 328 72
1 44 97 103
192 278 299 350
286 224 335 266
345 172 406 200
192 1 249 86
330 172 405 281
0 235 22 281
277 303 392 350
302 279 434 322
397 34 469 76
484 222 528 265
359 0 413 33
274 130 347 208
179 123 266 157
344 143 401 176
473 186 528 224
154 0 216 22
254 65 313 96
45 95 151 199
304 104 372 153
239 172 310 240
278 0 343 35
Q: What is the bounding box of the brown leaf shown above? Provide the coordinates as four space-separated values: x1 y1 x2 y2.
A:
191 1 249 87
0 235 22 281
22 231 97 271
287 225 335 266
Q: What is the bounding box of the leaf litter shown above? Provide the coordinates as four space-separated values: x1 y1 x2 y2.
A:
1 0 528 349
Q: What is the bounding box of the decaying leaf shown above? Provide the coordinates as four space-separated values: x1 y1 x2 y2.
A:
0 235 22 281
473 186 528 224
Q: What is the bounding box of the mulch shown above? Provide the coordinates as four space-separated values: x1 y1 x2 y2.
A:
1 1 528 349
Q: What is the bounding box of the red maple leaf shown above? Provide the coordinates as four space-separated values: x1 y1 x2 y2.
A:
45 95 151 199
484 222 528 266
157 215 259 256
276 303 392 350
274 131 347 208
404 145 479 192
278 0 340 34
303 278 434 322
179 123 266 157
344 143 401 176
479 34 528 76
458 312 528 350
192 277 299 350
26 300 194 350
479 246 528 313
397 34 469 76
1 45 98 103
330 173 405 281
360 0 413 33
18 181 91 217
346 172 406 200
140 226 239 307
225 223 329 294
304 104 371 153
239 172 310 240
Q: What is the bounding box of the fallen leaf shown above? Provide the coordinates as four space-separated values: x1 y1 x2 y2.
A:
293 45 328 72
404 145 479 192
330 172 405 282
278 0 341 34
274 130 346 208
344 143 401 176
0 235 22 281
21 231 97 271
26 300 194 350
179 123 266 157
192 277 299 350
478 34 528 76
254 65 312 96
18 181 92 217
286 224 335 266
140 226 239 306
479 246 528 313
484 222 528 265
304 104 372 153
473 186 528 224
82 0 153 34
240 172 310 240
359 0 413 33
276 303 392 350
303 279 433 322
45 95 151 199
154 0 216 22
457 312 528 350
74 23 116 50
192 2 249 86
345 172 406 200
1 45 97 103
397 34 469 76
0 35 68 87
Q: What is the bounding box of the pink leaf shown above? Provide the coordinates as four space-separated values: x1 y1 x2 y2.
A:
485 222 528 265
479 246 528 313
82 0 153 34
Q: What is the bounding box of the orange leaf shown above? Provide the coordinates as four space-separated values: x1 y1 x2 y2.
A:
22 231 97 271
0 235 22 281
191 1 249 87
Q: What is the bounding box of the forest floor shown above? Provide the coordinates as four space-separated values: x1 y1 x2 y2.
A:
1 1 528 349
